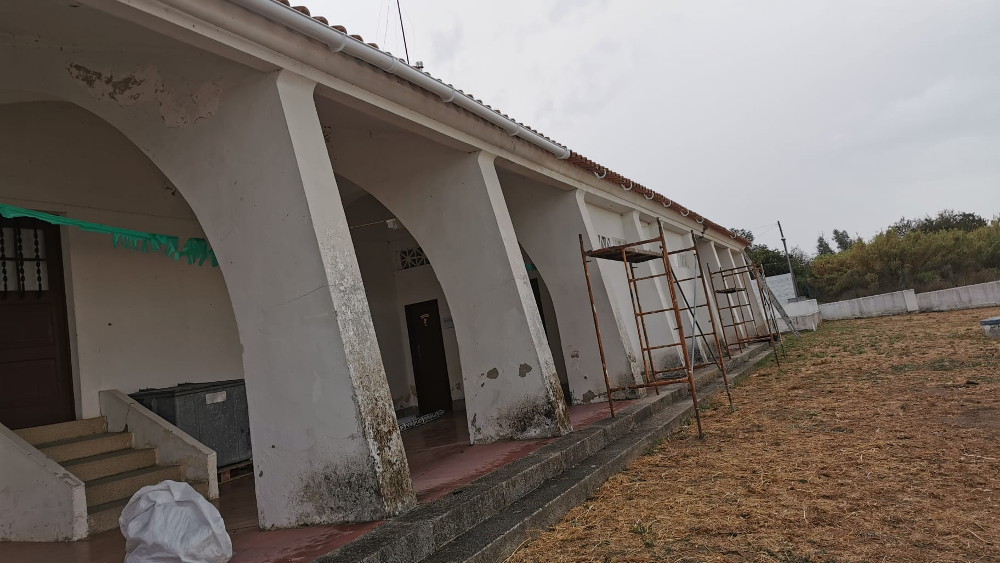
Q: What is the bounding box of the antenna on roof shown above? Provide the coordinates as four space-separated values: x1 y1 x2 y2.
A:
396 0 410 65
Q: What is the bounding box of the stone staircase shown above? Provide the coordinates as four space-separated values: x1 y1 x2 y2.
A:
14 416 210 535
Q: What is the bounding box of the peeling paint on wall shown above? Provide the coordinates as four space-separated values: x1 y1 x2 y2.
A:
66 63 221 127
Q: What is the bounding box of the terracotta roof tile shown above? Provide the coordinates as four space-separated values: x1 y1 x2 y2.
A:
258 0 748 246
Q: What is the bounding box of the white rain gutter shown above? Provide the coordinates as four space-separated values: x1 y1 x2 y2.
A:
229 0 572 159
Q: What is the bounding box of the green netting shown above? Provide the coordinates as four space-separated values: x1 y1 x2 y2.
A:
0 202 217 267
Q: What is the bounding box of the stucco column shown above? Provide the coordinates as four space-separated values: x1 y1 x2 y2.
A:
3 45 414 527
127 70 414 528
330 136 569 443
680 231 722 356
697 238 740 348
736 250 771 333
498 173 642 404
718 247 754 339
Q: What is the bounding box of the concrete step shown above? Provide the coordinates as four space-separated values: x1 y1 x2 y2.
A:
37 432 133 463
14 417 107 446
85 465 184 508
63 448 158 482
87 480 213 535
87 498 130 535
420 348 773 563
317 344 771 563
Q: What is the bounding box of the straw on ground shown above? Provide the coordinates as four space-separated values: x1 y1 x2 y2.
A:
509 307 1000 562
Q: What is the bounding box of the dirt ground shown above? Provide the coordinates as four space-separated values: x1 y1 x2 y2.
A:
509 307 1000 562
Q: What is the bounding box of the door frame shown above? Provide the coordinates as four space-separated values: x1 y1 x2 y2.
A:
403 299 452 414
0 215 75 428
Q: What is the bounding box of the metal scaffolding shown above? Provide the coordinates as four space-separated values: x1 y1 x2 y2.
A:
707 261 782 364
578 221 731 438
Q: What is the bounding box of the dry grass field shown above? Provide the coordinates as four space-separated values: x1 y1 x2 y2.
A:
509 307 1000 562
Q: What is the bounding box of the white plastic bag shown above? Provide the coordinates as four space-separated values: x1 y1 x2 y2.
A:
120 480 232 563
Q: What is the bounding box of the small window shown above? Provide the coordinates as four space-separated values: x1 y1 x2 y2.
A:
397 247 429 270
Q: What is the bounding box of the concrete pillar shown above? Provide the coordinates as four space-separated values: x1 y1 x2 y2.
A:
668 232 718 361
133 71 414 527
697 238 740 348
716 246 751 340
329 136 570 443
621 212 684 372
1 50 413 527
735 251 771 334
181 72 414 528
498 172 642 404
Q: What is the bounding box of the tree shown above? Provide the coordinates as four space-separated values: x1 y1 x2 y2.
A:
808 217 1000 302
816 235 834 256
913 209 987 233
832 229 854 252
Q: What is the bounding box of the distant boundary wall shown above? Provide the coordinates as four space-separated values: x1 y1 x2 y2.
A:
915 280 1000 312
817 280 1000 320
820 290 918 320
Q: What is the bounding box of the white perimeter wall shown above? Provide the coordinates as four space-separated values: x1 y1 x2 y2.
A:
916 280 1000 312
819 281 1000 321
0 102 243 419
765 273 796 303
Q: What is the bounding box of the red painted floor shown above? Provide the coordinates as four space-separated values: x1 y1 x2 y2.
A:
0 402 625 563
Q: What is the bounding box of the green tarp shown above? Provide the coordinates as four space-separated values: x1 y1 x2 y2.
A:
0 202 218 267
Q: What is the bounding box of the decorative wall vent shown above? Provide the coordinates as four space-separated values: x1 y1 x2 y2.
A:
397 247 429 270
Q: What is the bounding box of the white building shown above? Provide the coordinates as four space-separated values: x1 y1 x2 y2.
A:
0 0 766 542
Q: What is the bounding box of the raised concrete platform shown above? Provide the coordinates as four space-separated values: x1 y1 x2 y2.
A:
982 316 1000 339
317 343 773 563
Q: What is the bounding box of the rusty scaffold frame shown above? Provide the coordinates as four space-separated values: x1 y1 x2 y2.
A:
706 260 783 364
578 221 732 438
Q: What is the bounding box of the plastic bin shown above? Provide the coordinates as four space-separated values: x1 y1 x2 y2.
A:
130 380 251 468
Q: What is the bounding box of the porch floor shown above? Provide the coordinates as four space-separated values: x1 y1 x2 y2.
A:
0 402 625 562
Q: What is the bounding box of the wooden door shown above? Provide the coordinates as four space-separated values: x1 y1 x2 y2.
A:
404 300 452 414
0 217 74 430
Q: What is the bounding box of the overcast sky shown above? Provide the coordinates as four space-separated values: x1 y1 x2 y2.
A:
309 1 1000 253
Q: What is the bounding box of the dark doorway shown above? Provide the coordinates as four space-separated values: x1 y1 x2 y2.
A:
404 299 452 414
0 216 74 430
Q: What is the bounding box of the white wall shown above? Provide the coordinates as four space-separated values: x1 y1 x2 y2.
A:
586 203 642 361
820 289 918 320
817 281 1000 321
916 280 1000 312
765 273 796 303
0 102 243 419
0 424 87 541
777 299 822 332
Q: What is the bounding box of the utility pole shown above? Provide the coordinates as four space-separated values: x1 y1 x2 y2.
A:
777 220 797 299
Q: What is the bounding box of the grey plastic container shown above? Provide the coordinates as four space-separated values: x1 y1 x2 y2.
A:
130 379 251 468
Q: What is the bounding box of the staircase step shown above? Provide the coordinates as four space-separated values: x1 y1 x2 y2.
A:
85 465 184 507
317 344 772 563
63 448 157 481
87 498 130 535
14 417 107 446
38 432 133 463
87 480 215 535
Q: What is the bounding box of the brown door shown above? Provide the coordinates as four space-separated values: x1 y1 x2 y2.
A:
0 216 75 430
404 300 452 414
